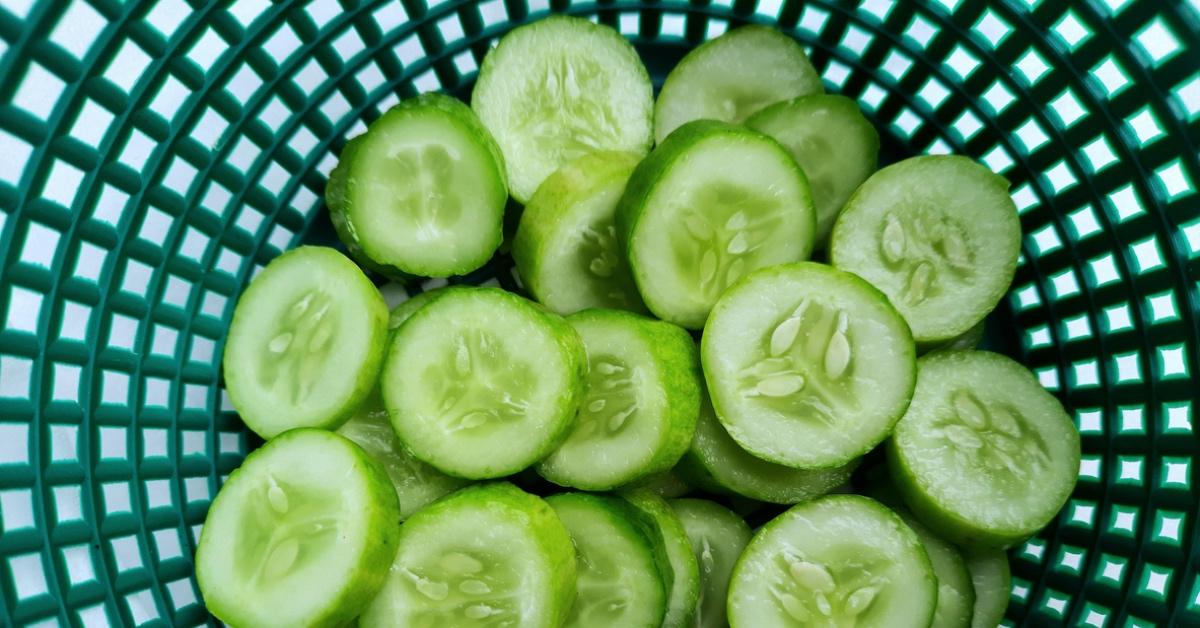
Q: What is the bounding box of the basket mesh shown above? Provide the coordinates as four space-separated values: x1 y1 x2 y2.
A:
0 0 1198 625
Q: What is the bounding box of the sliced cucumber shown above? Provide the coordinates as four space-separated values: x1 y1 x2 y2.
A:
360 483 576 627
632 470 692 499
654 25 823 143
336 388 468 520
381 287 587 479
538 309 701 490
547 493 669 628
677 385 855 504
903 512 975 628
964 548 1011 628
327 93 507 278
928 320 987 353
701 262 916 469
728 495 937 628
223 246 388 439
473 15 653 202
617 120 816 329
669 499 752 628
829 155 1021 344
513 151 647 314
745 94 879 246
888 350 1081 548
196 429 401 627
623 491 701 628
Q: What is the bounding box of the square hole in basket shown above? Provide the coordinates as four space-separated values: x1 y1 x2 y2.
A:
945 44 980 80
49 424 79 462
1082 135 1118 172
1155 160 1193 200
184 476 210 503
153 527 183 562
333 27 366 62
1067 205 1102 240
916 78 950 109
126 589 159 625
59 300 92 342
106 312 139 352
54 485 83 523
1049 88 1086 128
1134 18 1180 65
880 50 912 83
49 0 106 59
43 159 85 210
375 1 409 31
102 482 132 515
839 24 872 57
1015 119 1049 153
1103 302 1133 333
1158 344 1188 379
110 534 142 571
14 62 67 118
167 578 198 612
293 58 327 93
1015 49 1050 85
190 106 229 149
51 363 80 402
1146 290 1180 324
229 0 270 28
101 370 130 406
143 378 170 409
1126 107 1164 145
70 100 115 148
9 553 48 600
145 479 173 510
20 221 60 268
0 129 33 186
982 81 1016 114
1129 236 1165 273
972 8 1011 48
119 129 156 171
1090 56 1130 98
1 489 35 531
6 286 42 334
0 357 33 401
99 426 127 460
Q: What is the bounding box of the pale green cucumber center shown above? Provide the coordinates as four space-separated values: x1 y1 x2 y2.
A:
365 143 462 241
421 328 537 435
567 353 641 443
875 209 976 309
398 549 523 626
514 56 622 170
767 550 891 626
235 474 345 587
258 289 340 407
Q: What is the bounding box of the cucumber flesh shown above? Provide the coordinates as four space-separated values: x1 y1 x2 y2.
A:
829 155 1021 344
473 15 653 202
631 470 692 499
669 499 752 628
903 513 975 628
381 287 587 479
196 429 401 628
655 25 823 143
623 491 701 628
618 120 816 329
676 387 856 504
745 94 879 246
387 285 473 333
360 483 577 628
728 495 937 628
547 493 669 628
513 151 647 315
327 93 507 278
702 263 916 469
223 246 389 439
336 388 468 520
888 351 1081 548
965 548 1011 628
537 309 701 490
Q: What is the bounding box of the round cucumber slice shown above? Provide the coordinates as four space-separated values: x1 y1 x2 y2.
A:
546 493 669 628
829 155 1021 344
617 120 816 329
622 491 701 628
888 351 1081 548
336 388 468 520
327 93 507 278
196 429 401 628
669 499 752 628
676 388 857 504
745 94 879 246
513 151 647 314
223 246 388 439
387 285 470 332
728 495 937 628
360 483 576 628
903 513 975 628
537 309 701 490
631 470 692 499
702 262 916 469
473 15 653 202
965 548 1011 628
654 25 823 143
382 287 587 479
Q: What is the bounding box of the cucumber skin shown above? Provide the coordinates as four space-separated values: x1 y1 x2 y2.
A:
622 490 701 628
197 429 402 628
546 492 670 626
222 246 389 439
326 93 507 279
964 548 1012 628
615 120 816 329
381 286 589 479
512 151 647 315
886 351 1080 550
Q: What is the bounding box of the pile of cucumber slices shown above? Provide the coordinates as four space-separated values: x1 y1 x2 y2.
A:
198 16 1082 628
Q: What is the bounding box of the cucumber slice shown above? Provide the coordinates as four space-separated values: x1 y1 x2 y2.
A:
669 499 752 628
360 483 576 628
327 93 507 278
701 262 916 469
927 320 986 353
888 351 1081 548
622 491 701 628
654 25 823 143
728 495 937 628
632 470 692 499
387 285 468 332
546 493 669 628
964 548 1011 628
829 155 1021 344
336 388 468 520
196 429 401 627
381 287 587 479
904 513 975 628
223 246 388 439
617 120 816 329
473 15 653 202
537 310 701 490
676 388 856 504
513 151 647 314
745 94 879 246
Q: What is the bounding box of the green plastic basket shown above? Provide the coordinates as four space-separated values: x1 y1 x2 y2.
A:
0 0 1197 625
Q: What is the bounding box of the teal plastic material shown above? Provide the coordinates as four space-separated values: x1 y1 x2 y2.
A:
0 1 1197 626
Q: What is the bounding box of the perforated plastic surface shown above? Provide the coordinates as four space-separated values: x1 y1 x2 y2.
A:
0 0 1197 626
